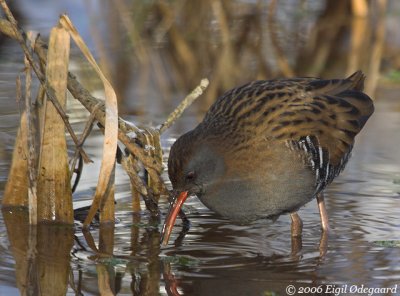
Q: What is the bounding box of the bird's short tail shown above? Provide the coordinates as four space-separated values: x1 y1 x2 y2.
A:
347 70 366 91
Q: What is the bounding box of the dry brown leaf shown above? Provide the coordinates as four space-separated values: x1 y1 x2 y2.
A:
36 25 72 223
59 15 119 226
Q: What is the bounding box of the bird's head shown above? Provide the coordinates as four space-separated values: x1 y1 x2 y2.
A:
162 130 225 245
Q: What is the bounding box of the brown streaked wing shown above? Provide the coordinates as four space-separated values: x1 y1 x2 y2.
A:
261 72 374 167
201 71 373 168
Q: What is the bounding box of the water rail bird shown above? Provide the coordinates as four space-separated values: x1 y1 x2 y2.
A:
161 71 374 245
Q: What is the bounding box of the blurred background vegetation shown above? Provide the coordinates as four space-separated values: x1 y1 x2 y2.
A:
68 0 392 112
1 0 398 118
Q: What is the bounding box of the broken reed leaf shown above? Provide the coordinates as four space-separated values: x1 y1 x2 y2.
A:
59 14 118 227
36 25 73 223
159 78 209 134
2 111 29 207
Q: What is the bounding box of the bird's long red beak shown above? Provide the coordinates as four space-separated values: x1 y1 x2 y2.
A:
161 191 189 246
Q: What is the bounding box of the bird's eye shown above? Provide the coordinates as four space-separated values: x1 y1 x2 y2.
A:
186 171 195 181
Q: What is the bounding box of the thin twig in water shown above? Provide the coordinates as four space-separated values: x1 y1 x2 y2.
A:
158 78 209 134
24 54 37 225
69 102 101 176
70 102 102 192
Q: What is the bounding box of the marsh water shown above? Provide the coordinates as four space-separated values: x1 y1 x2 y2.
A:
1 1 400 295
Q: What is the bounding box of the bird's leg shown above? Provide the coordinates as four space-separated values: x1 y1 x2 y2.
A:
290 212 303 255
290 212 303 237
319 229 328 257
291 235 303 257
317 193 330 232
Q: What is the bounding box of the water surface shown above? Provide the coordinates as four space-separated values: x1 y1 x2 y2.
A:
1 1 400 295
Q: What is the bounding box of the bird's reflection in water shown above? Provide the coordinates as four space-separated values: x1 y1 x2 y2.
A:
167 208 329 257
4 203 331 295
160 209 334 295
163 261 182 296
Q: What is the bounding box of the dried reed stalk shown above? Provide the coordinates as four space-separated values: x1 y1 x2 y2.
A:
2 110 29 207
0 0 91 163
0 8 209 225
36 25 73 223
59 15 119 227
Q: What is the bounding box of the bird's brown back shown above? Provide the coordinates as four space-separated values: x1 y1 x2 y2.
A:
197 71 374 193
